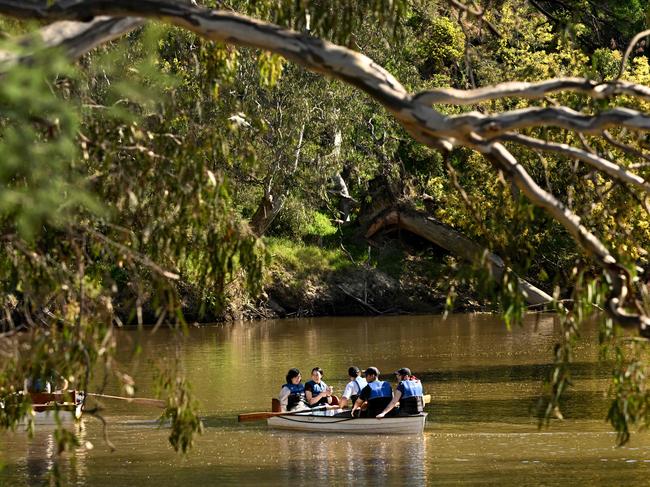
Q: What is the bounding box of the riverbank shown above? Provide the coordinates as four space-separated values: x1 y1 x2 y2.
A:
144 234 495 324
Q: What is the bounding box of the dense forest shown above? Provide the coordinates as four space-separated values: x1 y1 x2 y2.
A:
1 0 650 454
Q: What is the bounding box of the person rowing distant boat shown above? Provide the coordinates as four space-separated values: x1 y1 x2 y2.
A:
278 368 309 412
376 367 424 418
339 366 367 409
351 367 393 418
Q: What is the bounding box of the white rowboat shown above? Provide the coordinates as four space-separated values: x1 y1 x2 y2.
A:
267 411 427 434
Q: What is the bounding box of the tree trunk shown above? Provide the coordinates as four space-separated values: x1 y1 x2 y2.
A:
249 123 305 236
249 192 286 236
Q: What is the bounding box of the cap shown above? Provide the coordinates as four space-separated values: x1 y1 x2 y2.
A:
348 366 360 377
363 366 380 377
394 367 411 376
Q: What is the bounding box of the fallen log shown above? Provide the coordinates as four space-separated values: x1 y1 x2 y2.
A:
365 209 553 306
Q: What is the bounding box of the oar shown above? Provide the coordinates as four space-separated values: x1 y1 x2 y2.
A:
87 392 166 408
238 405 330 422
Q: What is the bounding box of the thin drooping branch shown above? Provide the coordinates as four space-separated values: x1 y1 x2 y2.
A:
617 28 650 80
446 106 650 137
0 16 144 67
500 133 650 194
479 141 615 262
0 1 648 333
479 141 649 333
602 130 650 165
414 77 650 106
448 0 502 38
84 227 180 281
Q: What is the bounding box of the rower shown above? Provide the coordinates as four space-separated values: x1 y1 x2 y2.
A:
340 366 367 409
376 367 424 418
351 367 393 418
278 368 308 412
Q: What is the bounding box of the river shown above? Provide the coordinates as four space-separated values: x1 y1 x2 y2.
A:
2 314 650 486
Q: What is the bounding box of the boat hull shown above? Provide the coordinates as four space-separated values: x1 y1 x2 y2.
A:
267 412 427 434
29 391 84 425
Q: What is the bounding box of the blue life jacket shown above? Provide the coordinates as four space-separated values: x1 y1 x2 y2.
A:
368 380 392 400
305 380 329 406
398 379 424 414
284 382 305 395
362 380 393 418
399 379 423 399
26 377 52 393
283 382 305 410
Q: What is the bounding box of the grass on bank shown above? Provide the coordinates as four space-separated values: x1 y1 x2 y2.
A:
264 237 354 276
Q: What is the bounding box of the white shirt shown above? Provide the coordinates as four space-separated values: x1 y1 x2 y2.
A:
342 377 367 399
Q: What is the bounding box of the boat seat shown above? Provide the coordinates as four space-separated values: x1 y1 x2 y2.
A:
271 395 340 412
271 398 281 412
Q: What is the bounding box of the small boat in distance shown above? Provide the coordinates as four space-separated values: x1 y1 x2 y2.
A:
29 390 84 424
267 410 427 434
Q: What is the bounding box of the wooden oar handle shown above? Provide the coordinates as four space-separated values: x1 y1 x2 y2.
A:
87 392 166 408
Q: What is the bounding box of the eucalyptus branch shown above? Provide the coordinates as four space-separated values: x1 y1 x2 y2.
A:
448 0 502 38
414 78 650 106
446 106 650 137
84 227 180 280
0 16 144 69
617 29 650 81
499 133 650 194
602 130 650 165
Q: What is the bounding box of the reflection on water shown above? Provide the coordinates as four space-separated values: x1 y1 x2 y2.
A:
3 422 88 487
2 314 650 485
272 433 427 485
25 429 55 483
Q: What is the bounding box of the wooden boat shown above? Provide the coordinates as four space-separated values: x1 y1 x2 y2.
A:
267 410 427 434
29 390 84 424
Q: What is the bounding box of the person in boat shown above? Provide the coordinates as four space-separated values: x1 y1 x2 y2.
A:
339 366 367 409
351 366 393 418
376 367 424 418
278 368 308 412
24 372 69 394
304 367 333 407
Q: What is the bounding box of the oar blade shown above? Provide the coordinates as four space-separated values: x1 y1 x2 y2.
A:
238 412 274 422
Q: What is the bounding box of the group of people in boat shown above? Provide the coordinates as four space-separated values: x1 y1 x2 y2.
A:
278 365 424 418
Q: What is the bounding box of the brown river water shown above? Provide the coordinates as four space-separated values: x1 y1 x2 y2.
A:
2 313 650 486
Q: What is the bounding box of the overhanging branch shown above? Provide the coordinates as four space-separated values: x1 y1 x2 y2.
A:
499 133 650 194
